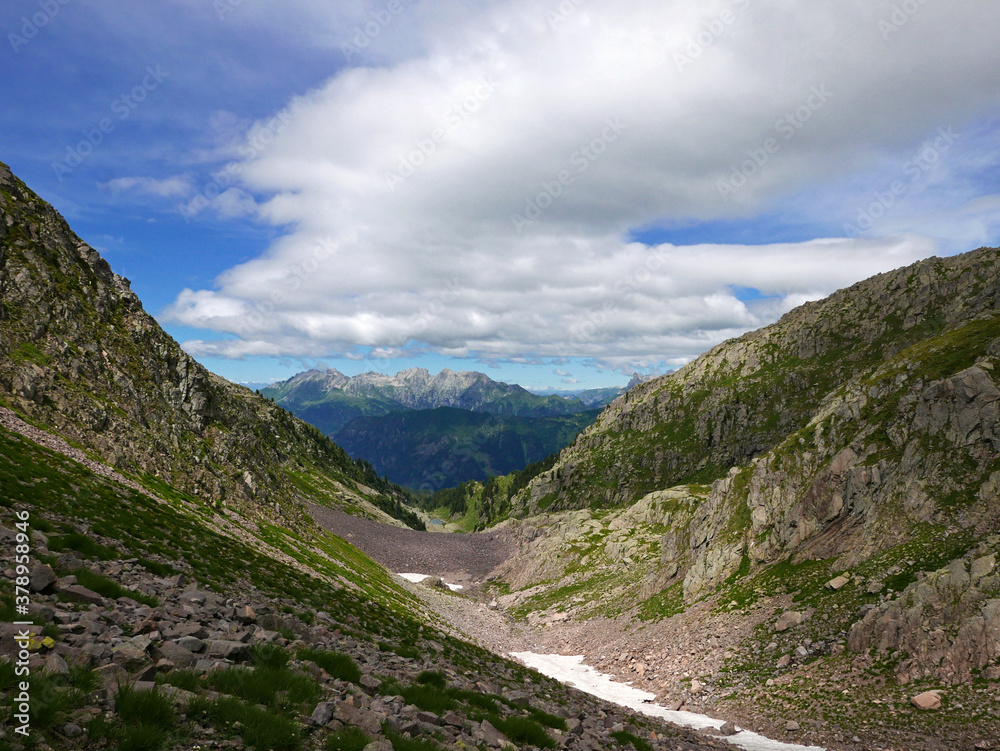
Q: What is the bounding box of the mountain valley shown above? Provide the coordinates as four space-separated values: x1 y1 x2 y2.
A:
262 369 626 489
1 158 999 751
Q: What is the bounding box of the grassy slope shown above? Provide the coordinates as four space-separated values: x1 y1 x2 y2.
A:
0 159 421 529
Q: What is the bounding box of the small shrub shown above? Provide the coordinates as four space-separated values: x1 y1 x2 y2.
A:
611 730 653 751
491 716 556 749
115 684 175 730
416 670 447 689
326 725 371 751
116 724 168 751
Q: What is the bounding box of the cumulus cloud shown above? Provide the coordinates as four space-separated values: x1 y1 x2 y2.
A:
166 0 1000 370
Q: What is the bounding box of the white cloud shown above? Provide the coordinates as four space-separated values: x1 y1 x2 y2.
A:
166 0 1000 370
101 175 193 198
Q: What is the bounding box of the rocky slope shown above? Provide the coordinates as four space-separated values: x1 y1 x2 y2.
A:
471 247 1000 750
518 249 1000 512
0 421 732 751
0 159 414 528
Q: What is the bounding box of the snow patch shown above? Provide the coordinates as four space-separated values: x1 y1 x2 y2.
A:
511 652 826 751
398 572 464 591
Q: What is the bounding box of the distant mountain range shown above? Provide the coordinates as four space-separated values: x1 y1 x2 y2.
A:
262 368 638 487
334 406 602 490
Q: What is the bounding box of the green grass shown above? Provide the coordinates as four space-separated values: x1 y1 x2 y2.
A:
136 557 177 577
1 661 91 730
383 728 442 751
611 729 653 751
251 643 291 670
490 715 556 749
416 670 448 689
380 641 420 659
47 531 119 560
637 581 684 622
529 707 568 730
115 724 169 751
204 665 322 712
326 726 372 751
66 568 159 607
379 680 456 714
157 669 203 692
187 696 302 750
297 647 361 684
115 684 175 729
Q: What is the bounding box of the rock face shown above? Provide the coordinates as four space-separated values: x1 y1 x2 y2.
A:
848 554 1000 685
515 249 1000 514
0 160 409 526
500 247 1000 611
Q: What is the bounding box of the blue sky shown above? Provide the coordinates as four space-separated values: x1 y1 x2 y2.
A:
3 1 999 391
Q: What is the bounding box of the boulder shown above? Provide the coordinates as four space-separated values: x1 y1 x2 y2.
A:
29 563 57 593
177 636 206 653
774 611 803 632
206 640 250 662
826 575 850 591
311 701 336 726
60 584 104 605
156 641 198 669
480 719 511 749
911 690 943 710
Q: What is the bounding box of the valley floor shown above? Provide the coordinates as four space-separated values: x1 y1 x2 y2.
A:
316 508 1000 751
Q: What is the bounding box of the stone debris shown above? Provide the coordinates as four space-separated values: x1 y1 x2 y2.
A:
0 532 738 751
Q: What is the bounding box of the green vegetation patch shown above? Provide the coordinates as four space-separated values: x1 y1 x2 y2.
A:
637 581 685 622
186 695 302 751
611 729 654 751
